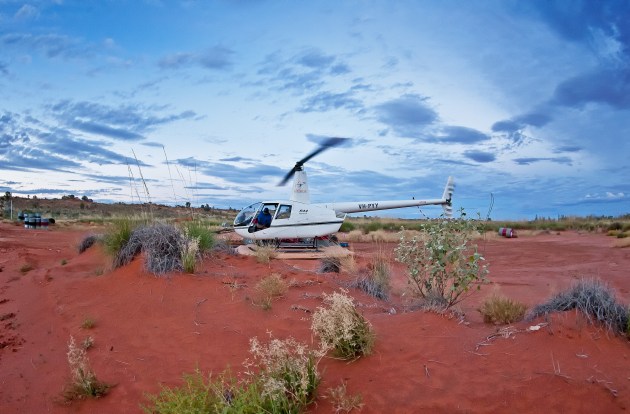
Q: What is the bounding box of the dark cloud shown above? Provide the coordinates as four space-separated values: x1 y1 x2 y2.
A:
552 68 630 110
256 49 353 95
513 156 572 166
39 132 149 166
299 91 362 113
0 33 91 59
298 49 335 69
186 183 226 191
0 111 149 173
463 150 496 163
375 94 438 138
49 100 196 141
330 63 351 75
525 0 630 49
82 174 139 186
158 46 234 70
492 112 552 133
174 157 285 184
434 126 490 144
219 156 255 162
554 145 582 153
69 120 145 141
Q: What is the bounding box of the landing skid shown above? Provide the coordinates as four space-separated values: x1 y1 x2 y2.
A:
249 235 339 251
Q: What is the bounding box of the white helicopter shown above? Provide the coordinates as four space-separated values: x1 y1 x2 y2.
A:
233 137 454 243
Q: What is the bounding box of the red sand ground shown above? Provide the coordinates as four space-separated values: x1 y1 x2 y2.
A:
0 222 629 413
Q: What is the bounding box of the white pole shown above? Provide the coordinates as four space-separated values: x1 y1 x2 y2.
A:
10 199 12 220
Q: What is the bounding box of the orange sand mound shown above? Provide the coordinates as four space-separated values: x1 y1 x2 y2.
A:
0 222 628 413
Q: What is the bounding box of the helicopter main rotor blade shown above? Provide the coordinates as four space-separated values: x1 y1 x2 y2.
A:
278 137 348 186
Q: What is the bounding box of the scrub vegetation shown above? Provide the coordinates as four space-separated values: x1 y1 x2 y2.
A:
395 210 489 308
311 290 375 360
479 294 527 325
142 336 320 414
527 279 629 335
63 336 111 401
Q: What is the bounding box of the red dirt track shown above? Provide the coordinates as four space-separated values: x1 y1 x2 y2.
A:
1 222 629 413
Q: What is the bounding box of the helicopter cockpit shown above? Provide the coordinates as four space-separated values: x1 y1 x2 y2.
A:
233 202 281 232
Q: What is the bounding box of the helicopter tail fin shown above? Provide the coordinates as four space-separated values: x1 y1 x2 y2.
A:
441 176 454 218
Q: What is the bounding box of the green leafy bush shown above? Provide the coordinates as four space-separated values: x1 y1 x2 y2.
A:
395 210 489 308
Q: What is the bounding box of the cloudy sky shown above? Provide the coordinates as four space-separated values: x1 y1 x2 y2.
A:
1 0 629 220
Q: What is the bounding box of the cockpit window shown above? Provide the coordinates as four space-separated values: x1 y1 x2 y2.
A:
233 202 261 227
275 204 292 219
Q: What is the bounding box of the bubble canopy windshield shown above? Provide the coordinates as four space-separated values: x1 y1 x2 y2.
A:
233 202 261 227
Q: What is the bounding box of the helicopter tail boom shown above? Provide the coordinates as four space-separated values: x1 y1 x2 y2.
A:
315 176 454 215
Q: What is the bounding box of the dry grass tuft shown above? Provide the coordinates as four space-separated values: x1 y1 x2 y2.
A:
255 273 288 310
613 237 630 248
253 245 277 264
311 290 375 360
78 234 102 253
19 263 34 274
527 278 629 334
479 294 527 325
319 256 341 273
352 245 391 300
63 336 111 401
326 381 364 413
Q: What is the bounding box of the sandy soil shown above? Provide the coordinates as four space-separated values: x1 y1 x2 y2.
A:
0 222 629 413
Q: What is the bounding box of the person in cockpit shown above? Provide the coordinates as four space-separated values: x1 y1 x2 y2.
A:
255 207 272 230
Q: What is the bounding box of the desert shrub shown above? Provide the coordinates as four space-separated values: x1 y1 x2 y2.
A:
143 337 320 414
181 221 215 253
78 234 102 253
339 255 358 274
19 263 33 274
607 222 623 231
339 221 356 232
527 279 629 334
255 273 288 309
246 336 320 413
319 256 341 273
180 232 200 274
311 290 375 359
142 369 224 413
254 245 277 264
395 210 489 308
479 294 527 325
141 224 184 274
63 336 111 401
346 230 364 243
81 317 96 329
362 221 384 234
212 239 237 255
353 246 391 300
326 381 364 413
111 223 184 274
103 218 137 257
